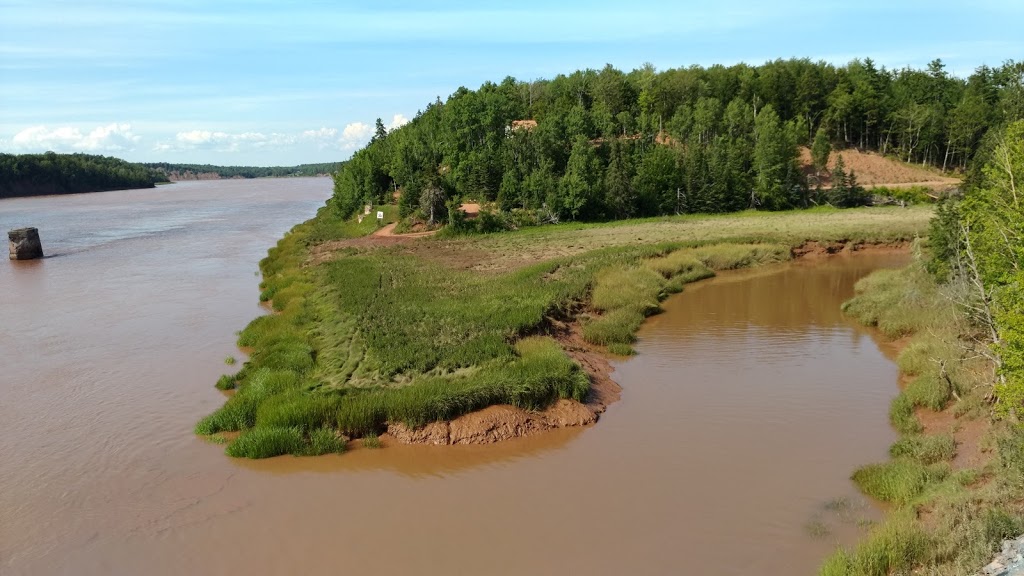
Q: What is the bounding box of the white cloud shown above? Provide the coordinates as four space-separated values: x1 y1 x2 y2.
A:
161 129 298 153
340 122 373 150
387 114 410 130
175 129 222 145
10 123 140 152
301 127 339 150
302 127 337 139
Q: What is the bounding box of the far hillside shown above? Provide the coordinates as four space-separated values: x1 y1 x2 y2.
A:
333 57 1020 223
144 162 341 181
0 152 165 199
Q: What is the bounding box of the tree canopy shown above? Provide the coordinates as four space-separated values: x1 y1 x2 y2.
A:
332 58 1024 221
0 152 163 198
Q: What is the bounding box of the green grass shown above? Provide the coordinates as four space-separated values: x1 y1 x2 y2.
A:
362 433 381 449
889 434 956 464
889 393 923 435
819 511 931 576
224 355 236 365
606 343 636 356
580 244 789 348
226 426 305 458
826 255 1024 575
197 205 931 458
307 427 346 455
215 374 237 390
852 458 948 504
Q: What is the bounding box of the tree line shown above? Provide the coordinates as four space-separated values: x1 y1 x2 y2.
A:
332 58 1024 222
928 119 1024 415
0 153 344 199
0 152 165 199
144 161 341 180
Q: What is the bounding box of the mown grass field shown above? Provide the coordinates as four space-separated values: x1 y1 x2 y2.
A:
196 204 931 459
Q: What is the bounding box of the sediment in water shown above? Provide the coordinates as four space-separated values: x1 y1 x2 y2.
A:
385 239 909 446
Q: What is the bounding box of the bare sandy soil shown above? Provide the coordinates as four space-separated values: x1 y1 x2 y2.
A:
878 338 992 473
799 147 961 189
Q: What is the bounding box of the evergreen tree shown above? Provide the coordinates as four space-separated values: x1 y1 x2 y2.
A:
753 105 802 210
633 144 682 216
811 127 832 174
559 137 604 220
604 140 637 218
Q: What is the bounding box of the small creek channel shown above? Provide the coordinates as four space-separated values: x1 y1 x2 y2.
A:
1 179 906 575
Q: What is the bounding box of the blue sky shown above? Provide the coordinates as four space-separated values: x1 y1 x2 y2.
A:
1 0 1021 166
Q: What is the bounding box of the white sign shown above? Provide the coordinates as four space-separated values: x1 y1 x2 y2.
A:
376 211 384 220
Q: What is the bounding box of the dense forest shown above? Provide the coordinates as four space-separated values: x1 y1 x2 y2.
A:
144 162 341 180
333 58 1024 222
0 154 342 199
0 152 165 199
930 118 1024 415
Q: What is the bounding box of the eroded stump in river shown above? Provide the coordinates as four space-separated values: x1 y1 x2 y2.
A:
8 228 43 260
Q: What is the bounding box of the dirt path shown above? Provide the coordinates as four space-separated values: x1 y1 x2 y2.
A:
307 222 437 265
371 222 436 238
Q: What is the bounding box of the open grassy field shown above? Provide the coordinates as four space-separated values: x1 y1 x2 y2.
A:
196 204 931 459
350 205 933 274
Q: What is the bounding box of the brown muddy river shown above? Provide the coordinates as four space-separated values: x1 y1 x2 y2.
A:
1 178 906 575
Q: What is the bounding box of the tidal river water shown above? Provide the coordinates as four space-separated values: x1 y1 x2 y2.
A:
1 178 906 575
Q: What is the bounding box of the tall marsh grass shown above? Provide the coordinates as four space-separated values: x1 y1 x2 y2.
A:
825 254 1024 575
199 203 922 463
581 244 789 347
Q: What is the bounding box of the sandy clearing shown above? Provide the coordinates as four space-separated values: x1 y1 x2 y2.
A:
799 146 961 189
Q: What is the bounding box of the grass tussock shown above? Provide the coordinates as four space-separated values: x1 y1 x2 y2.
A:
819 511 931 576
889 434 956 464
851 458 948 504
888 392 923 435
225 426 305 458
362 433 381 449
215 374 237 390
606 343 636 356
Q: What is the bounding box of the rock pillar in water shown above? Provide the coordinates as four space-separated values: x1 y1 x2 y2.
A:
8 228 44 260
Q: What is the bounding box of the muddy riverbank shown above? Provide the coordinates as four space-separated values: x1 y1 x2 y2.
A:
1 182 909 574
385 241 911 447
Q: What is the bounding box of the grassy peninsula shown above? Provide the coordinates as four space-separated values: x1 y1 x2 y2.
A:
196 204 930 456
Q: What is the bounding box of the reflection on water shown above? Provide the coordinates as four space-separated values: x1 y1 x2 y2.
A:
0 182 907 575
